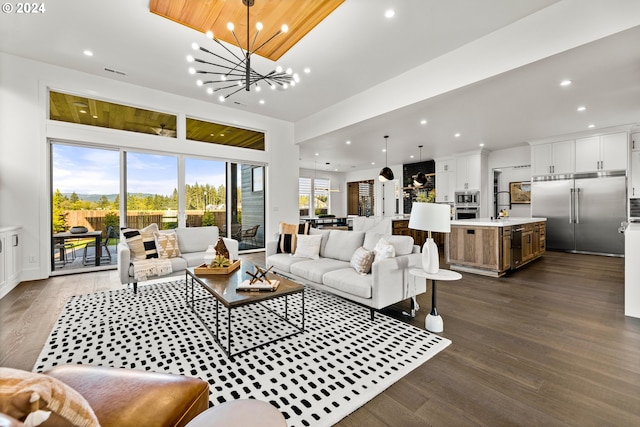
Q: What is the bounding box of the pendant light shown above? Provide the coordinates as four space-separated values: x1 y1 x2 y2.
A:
378 135 394 182
413 145 428 187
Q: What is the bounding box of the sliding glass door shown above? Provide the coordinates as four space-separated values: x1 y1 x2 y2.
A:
50 143 120 272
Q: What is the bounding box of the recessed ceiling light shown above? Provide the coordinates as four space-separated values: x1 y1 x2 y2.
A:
304 67 311 74
315 152 319 156
420 119 427 125
92 115 98 119
577 106 586 112
259 99 265 104
345 140 351 145
410 155 415 159
382 148 387 153
371 162 375 165
588 124 595 128
454 133 461 138
560 79 572 86
479 143 485 147
83 50 93 57
79 110 87 114
384 9 395 18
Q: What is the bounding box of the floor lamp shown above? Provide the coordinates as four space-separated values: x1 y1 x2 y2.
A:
408 202 451 273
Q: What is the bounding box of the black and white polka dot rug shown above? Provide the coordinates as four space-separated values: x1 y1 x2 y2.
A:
34 279 451 426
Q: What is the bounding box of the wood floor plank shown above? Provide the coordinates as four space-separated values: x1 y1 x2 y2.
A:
1 251 640 426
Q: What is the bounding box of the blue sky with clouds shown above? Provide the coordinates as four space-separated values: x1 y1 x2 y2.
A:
52 144 227 196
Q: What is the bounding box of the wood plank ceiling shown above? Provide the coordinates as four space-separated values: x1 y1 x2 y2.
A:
149 0 344 61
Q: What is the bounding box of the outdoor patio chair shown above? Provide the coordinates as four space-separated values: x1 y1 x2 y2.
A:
241 225 259 246
82 226 116 265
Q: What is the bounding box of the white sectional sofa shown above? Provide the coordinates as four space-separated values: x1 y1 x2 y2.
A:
117 225 238 293
266 228 426 319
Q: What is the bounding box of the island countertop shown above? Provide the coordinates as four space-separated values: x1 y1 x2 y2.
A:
451 217 547 227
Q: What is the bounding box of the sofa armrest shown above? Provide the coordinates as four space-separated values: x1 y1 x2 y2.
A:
266 240 279 257
117 242 132 285
370 253 424 309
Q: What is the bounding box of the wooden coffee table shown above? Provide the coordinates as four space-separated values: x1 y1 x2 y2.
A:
185 261 305 361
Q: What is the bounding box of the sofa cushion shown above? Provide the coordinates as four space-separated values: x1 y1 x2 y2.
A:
350 246 375 274
308 228 331 257
293 234 322 259
277 223 309 254
121 223 159 260
176 226 218 253
0 367 99 427
364 232 415 256
323 230 365 262
322 268 373 299
290 258 351 283
267 253 308 273
154 231 181 259
373 237 396 262
127 256 187 278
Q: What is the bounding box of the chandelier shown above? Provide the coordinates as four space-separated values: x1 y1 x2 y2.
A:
187 0 299 102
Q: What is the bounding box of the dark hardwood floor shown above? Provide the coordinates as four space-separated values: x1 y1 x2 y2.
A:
2 251 639 426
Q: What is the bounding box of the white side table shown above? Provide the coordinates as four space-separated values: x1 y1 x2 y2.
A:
409 268 462 333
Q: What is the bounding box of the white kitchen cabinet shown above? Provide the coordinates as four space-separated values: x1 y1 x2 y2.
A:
435 158 455 203
632 133 640 151
0 227 22 300
575 132 628 173
531 140 574 176
631 150 640 198
455 153 481 191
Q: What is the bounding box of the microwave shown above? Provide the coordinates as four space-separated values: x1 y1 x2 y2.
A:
455 191 479 206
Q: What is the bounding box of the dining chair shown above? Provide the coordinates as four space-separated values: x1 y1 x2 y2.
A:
82 226 115 265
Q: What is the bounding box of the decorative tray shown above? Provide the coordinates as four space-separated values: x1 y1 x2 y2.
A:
194 259 240 275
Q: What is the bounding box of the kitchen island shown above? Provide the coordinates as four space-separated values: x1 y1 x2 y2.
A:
447 217 547 277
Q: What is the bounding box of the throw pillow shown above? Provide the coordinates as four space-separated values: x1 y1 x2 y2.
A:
350 246 375 274
277 222 309 254
154 231 181 259
293 234 322 259
0 367 100 427
373 237 396 262
121 223 159 260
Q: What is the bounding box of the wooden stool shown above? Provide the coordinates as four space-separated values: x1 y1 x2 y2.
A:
185 399 286 427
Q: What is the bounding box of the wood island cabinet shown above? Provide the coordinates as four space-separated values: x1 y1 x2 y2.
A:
447 219 545 277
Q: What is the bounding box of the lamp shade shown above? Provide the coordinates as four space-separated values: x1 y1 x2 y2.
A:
408 202 451 233
378 166 394 182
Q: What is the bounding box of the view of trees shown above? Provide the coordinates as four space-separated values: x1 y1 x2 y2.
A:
52 183 234 232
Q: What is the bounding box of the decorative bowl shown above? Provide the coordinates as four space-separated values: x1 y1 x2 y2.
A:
69 226 88 234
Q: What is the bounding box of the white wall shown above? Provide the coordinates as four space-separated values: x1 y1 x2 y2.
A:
0 52 299 286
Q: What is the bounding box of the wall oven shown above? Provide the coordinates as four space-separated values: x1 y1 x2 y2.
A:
455 191 479 206
455 206 479 220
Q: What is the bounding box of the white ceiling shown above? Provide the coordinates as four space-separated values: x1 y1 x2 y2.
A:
1 0 639 172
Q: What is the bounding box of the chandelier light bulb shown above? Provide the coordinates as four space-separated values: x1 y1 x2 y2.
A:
275 65 283 73
281 24 289 33
186 55 194 62
218 95 225 102
290 81 296 87
205 31 214 39
293 73 300 82
270 83 276 90
256 22 263 31
191 42 199 50
188 67 196 75
283 83 289 89
227 22 234 31
286 68 292 75
255 84 261 92
207 87 213 94
196 79 203 86
220 75 227 81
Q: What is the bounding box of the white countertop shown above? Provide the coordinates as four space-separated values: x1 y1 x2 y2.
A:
451 217 547 227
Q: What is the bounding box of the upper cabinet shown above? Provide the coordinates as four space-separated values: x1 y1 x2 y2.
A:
531 140 574 176
575 132 628 173
435 157 455 203
455 153 482 191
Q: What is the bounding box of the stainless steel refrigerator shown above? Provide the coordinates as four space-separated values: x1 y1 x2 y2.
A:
531 171 626 255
